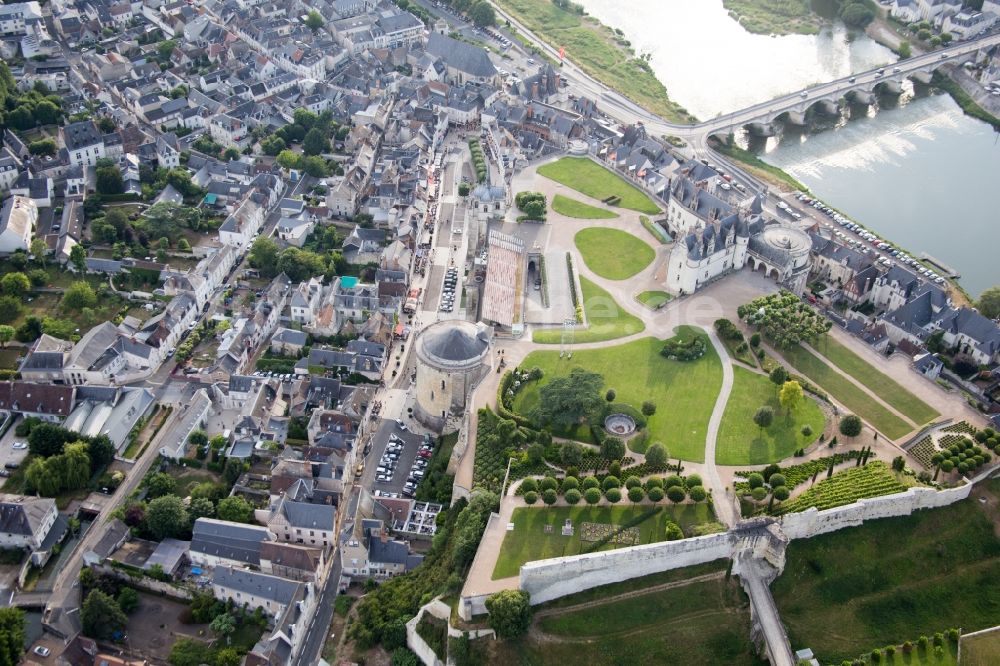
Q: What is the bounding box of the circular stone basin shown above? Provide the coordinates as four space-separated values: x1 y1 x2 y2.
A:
604 413 636 436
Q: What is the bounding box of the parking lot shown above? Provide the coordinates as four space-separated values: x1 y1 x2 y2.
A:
0 415 32 478
369 420 432 498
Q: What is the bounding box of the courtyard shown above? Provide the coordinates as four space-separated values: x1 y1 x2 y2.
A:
514 329 721 461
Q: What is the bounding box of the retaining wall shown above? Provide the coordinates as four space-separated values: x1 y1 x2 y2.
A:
459 483 976 613
779 483 972 540
405 605 445 666
519 532 732 605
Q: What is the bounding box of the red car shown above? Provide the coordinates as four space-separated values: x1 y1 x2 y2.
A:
418 450 432 459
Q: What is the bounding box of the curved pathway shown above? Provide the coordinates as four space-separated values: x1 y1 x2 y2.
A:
703 327 738 527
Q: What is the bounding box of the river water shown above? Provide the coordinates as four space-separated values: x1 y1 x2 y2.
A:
574 0 1000 298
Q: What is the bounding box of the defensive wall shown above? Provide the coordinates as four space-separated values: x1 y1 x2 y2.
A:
483 481 974 609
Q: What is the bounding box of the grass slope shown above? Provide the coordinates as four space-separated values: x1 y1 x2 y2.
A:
551 194 619 219
574 227 654 280
538 157 660 214
514 330 721 461
494 0 696 123
772 479 1000 663
717 366 825 465
533 275 645 344
524 572 763 665
492 504 714 579
810 335 938 425
779 344 912 439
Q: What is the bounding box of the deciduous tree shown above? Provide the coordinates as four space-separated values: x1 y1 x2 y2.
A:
533 368 604 428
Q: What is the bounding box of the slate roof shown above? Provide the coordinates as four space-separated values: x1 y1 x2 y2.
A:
212 566 302 605
190 517 271 567
0 495 54 537
278 498 336 531
426 33 497 78
0 382 75 417
63 120 103 151
935 307 1000 357
273 327 308 347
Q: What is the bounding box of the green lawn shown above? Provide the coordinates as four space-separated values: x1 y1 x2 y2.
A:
533 276 645 344
538 157 660 214
636 290 672 308
809 335 939 426
717 367 826 465
779 344 912 440
551 194 619 219
514 330 722 461
772 479 1000 663
518 570 763 666
574 228 654 280
494 0 696 123
492 504 715 579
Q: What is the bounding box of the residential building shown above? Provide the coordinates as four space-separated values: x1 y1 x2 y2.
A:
158 388 212 459
0 195 36 254
0 494 57 550
62 120 106 167
259 541 325 583
271 328 308 356
0 2 42 37
62 322 159 386
209 113 250 151
340 518 422 582
189 517 273 571
211 565 314 619
267 496 336 548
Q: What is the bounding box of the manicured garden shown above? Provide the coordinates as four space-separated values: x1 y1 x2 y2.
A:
537 157 660 214
773 461 914 514
574 227 654 280
716 366 826 465
533 276 645 344
772 480 1000 663
492 503 716 579
636 290 672 308
514 330 722 461
809 335 939 426
551 194 618 219
779 344 912 440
